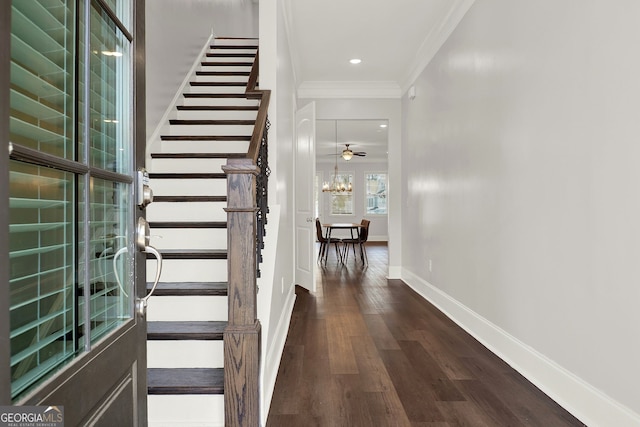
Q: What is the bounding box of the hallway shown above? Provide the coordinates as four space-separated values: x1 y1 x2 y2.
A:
266 243 585 426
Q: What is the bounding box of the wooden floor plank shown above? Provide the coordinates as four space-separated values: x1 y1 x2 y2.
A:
266 244 585 427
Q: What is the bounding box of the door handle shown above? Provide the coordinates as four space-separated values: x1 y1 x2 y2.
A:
135 217 163 317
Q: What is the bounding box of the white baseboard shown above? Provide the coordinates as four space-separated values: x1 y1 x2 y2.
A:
400 268 640 427
260 286 296 425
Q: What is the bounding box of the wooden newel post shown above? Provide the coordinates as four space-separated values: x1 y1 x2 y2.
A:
223 158 261 427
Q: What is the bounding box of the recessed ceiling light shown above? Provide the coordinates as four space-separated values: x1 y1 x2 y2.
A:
379 124 388 128
349 58 362 65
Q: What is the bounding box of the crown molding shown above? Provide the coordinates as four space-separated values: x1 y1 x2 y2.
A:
400 0 476 94
297 81 402 99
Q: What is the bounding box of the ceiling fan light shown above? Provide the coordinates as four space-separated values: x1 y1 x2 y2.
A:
342 149 354 161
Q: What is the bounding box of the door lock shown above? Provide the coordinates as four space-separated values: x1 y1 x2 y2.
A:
137 168 153 209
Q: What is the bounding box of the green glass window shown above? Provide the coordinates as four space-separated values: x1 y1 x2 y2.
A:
9 162 76 398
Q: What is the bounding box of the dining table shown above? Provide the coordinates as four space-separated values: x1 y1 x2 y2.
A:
321 222 362 264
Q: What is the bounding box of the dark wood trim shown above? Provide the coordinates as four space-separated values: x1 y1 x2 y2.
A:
10 143 89 174
0 0 11 405
133 0 148 425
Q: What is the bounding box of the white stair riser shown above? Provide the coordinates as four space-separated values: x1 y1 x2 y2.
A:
147 295 228 321
151 228 227 250
147 341 224 368
199 65 251 73
193 74 248 83
203 56 254 63
150 259 228 283
147 202 227 222
176 110 257 121
151 178 227 197
188 85 245 94
148 395 224 427
209 48 256 54
150 157 226 173
168 124 253 136
182 97 258 107
155 140 250 154
213 38 257 45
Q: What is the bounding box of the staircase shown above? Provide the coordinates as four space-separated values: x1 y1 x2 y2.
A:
145 37 264 427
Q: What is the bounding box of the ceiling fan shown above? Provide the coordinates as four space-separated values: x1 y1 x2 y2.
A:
340 144 366 160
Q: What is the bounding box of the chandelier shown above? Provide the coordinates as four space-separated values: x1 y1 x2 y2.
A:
322 121 353 193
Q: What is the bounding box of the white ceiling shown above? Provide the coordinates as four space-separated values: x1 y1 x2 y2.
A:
284 0 475 97
283 0 475 161
316 119 388 164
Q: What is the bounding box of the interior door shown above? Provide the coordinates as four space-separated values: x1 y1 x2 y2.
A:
294 102 317 292
2 1 150 425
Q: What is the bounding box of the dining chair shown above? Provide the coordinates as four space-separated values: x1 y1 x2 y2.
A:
316 218 342 263
342 219 370 264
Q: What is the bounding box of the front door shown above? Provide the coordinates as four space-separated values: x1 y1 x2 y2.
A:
294 102 316 292
1 1 149 425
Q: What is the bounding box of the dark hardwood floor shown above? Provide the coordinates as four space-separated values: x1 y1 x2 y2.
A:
266 243 586 427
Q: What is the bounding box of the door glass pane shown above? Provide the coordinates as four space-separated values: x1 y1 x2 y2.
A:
9 0 75 159
89 5 132 174
8 161 77 398
100 0 132 31
83 178 133 344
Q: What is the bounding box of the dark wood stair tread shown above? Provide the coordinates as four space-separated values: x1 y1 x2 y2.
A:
201 61 253 67
209 45 258 50
152 195 226 202
149 172 226 179
206 53 256 57
148 321 227 340
169 119 255 125
151 153 245 159
183 93 249 98
160 135 251 141
190 81 247 87
148 221 227 229
147 282 228 296
176 105 258 111
148 249 227 259
147 368 224 395
196 71 250 76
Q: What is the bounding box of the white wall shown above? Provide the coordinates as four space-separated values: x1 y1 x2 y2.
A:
257 0 298 422
146 0 258 140
401 1 640 425
316 160 388 241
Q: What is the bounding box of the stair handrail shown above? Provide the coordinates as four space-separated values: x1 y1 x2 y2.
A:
221 44 269 427
245 50 270 163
